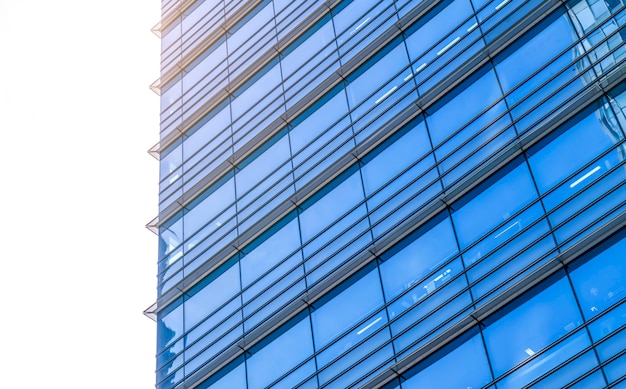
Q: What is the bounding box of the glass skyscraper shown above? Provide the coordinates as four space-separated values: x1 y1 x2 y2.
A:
147 0 626 388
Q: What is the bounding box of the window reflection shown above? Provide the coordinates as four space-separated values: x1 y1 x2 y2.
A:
528 102 624 201
156 302 184 388
333 0 398 64
567 0 626 78
247 317 315 388
425 65 513 186
299 171 367 248
196 358 246 389
527 99 626 245
401 332 492 389
483 275 589 387
451 159 538 250
493 10 585 132
311 268 385 350
570 233 626 338
379 215 458 306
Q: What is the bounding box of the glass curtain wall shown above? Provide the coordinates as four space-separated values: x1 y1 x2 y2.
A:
150 0 626 388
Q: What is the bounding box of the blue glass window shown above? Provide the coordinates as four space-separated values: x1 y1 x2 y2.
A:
400 332 492 389
181 40 228 114
231 66 284 149
318 327 394 388
311 267 386 350
426 66 512 186
388 258 471 355
181 101 232 195
360 119 441 238
483 275 590 387
379 215 458 303
345 43 409 115
157 303 183 352
408 0 483 94
360 120 431 198
452 159 538 250
495 12 575 94
196 358 246 389
182 262 243 378
333 0 398 64
156 303 185 387
246 317 315 388
527 102 626 245
281 22 339 110
494 11 583 132
227 2 276 71
568 0 626 78
570 233 626 340
183 176 235 241
604 353 626 385
184 265 241 332
404 0 474 65
528 105 623 201
240 218 305 330
299 171 365 243
347 40 414 145
528 349 604 388
235 135 294 231
299 170 371 284
289 92 353 190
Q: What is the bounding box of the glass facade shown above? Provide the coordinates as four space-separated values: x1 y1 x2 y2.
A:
148 0 626 388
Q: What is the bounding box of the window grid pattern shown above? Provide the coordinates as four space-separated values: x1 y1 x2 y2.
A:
156 0 626 297
151 0 626 388
156 76 626 389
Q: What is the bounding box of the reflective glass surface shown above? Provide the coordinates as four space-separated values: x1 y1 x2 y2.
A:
153 0 626 387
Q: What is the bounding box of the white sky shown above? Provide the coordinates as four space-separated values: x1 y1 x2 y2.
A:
0 1 160 387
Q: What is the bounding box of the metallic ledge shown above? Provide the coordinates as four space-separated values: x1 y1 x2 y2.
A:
152 0 198 38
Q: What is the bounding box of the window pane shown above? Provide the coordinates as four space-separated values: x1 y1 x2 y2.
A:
345 44 410 117
299 172 366 243
483 276 586 380
236 136 291 198
290 92 353 190
311 268 385 349
240 219 301 286
157 304 183 352
404 0 474 63
361 120 431 197
196 360 246 389
184 265 241 331
401 333 492 389
494 12 576 93
183 177 235 240
247 317 315 388
426 67 505 148
389 260 471 354
528 105 624 201
464 206 555 302
570 233 626 339
379 216 458 302
452 160 538 249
